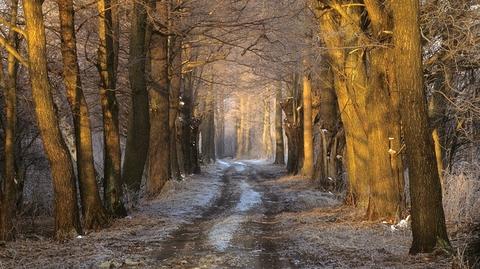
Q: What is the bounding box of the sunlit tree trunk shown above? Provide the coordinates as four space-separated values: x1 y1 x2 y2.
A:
392 0 450 254
362 1 404 221
302 70 314 177
0 0 19 241
58 0 108 229
148 0 170 196
273 83 284 164
97 0 126 216
23 0 81 239
317 9 370 208
123 0 150 197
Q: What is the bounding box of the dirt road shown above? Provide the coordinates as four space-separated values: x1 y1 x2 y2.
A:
153 160 293 268
0 160 455 269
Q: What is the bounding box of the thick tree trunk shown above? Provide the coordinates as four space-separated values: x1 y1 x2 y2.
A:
302 72 314 177
147 0 170 196
317 8 370 209
0 0 19 241
392 0 450 254
362 0 404 222
58 0 108 229
365 47 403 221
123 0 150 196
23 0 81 239
274 84 285 165
97 0 126 216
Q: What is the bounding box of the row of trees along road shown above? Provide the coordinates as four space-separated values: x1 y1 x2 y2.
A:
0 0 478 255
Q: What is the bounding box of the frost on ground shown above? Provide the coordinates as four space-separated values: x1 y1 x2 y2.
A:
208 215 243 251
254 163 454 269
0 164 224 269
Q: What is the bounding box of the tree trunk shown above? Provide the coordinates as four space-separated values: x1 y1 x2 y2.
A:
181 72 194 174
58 0 108 229
23 0 81 239
274 83 285 165
0 0 19 241
97 0 126 216
237 95 246 158
123 0 150 197
147 0 170 196
200 78 216 163
362 0 404 222
262 100 272 159
313 63 342 190
317 8 370 209
302 72 314 177
169 36 182 179
216 89 225 159
392 0 450 254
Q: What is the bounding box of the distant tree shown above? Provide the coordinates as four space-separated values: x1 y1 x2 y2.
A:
273 83 285 165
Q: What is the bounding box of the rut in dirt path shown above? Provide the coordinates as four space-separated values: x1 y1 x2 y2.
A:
152 160 294 268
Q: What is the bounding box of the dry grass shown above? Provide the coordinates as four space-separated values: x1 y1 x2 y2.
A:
443 164 480 230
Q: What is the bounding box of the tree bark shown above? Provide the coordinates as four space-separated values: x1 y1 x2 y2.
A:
23 0 81 239
392 0 451 254
147 0 170 196
97 0 126 216
58 0 108 229
123 0 150 197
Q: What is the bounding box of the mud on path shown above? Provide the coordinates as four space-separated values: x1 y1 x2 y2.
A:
153 160 295 268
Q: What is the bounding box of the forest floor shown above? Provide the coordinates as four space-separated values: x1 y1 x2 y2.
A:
0 160 471 268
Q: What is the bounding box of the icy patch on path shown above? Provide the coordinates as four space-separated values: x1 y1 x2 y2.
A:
233 161 247 172
208 215 243 251
235 180 262 212
208 179 262 251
